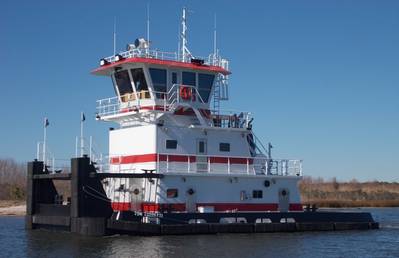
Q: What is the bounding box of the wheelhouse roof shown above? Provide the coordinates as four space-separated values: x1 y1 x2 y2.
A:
91 57 231 76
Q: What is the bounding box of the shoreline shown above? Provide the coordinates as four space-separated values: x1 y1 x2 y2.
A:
0 200 26 216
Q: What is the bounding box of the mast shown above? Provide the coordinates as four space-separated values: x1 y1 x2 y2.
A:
181 7 192 62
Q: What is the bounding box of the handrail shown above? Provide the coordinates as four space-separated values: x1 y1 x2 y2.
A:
102 153 302 177
36 141 70 173
103 48 229 68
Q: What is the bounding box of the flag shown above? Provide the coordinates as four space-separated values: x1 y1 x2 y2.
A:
81 112 85 122
44 118 49 127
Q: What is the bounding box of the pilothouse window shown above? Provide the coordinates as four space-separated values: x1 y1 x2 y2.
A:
130 68 149 98
114 70 133 96
198 73 215 102
182 72 196 86
149 68 167 98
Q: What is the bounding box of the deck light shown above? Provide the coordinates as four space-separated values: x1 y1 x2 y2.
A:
191 58 204 65
100 58 109 66
114 54 124 62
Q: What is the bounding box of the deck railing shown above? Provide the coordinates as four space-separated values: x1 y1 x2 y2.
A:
98 153 302 177
96 85 251 129
103 48 228 68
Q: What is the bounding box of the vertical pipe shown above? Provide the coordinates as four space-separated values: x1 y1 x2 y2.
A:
80 112 84 157
43 120 47 172
89 136 93 164
36 142 40 160
75 136 78 158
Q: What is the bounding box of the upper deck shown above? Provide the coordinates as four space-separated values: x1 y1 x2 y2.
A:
92 48 230 76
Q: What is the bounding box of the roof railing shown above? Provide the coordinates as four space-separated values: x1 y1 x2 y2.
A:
103 48 228 68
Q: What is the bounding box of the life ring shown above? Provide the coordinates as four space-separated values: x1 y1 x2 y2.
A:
180 86 192 100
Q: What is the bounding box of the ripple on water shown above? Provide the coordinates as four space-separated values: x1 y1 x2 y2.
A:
0 208 398 258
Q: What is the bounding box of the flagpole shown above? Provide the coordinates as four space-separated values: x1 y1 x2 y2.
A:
80 112 84 157
43 117 47 171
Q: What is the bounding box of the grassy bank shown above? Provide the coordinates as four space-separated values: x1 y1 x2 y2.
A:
0 158 398 208
299 177 399 207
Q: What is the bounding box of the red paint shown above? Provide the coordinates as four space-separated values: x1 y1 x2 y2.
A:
110 153 252 165
118 106 212 117
111 202 131 211
289 203 303 211
111 202 303 212
92 57 231 75
110 154 157 164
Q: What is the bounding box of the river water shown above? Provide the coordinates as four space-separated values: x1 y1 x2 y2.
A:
0 208 398 258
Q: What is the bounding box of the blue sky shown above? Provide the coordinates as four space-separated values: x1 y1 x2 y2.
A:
0 0 398 181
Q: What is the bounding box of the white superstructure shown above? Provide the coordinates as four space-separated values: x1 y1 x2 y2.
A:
93 9 303 214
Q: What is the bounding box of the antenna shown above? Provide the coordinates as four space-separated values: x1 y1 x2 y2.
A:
180 7 192 62
213 13 217 59
146 3 150 44
113 17 117 56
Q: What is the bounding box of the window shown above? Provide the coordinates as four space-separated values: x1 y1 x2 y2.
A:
198 73 215 102
166 140 177 149
172 72 178 84
219 143 230 152
198 141 206 154
167 189 178 198
149 68 167 98
114 70 133 95
182 72 196 86
130 68 148 92
253 190 263 199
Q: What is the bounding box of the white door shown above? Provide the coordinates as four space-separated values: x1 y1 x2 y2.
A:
186 188 197 212
278 188 290 212
196 139 208 172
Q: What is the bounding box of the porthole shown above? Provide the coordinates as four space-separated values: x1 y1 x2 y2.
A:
281 190 287 196
264 180 271 187
187 188 195 195
133 188 140 195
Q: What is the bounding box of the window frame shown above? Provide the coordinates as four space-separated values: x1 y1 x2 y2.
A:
149 68 168 98
198 73 215 102
252 190 263 199
166 188 179 198
166 140 178 149
219 142 231 152
114 69 134 96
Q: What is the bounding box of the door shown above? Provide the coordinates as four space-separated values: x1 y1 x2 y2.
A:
186 188 197 212
196 139 208 172
278 188 290 212
129 179 144 211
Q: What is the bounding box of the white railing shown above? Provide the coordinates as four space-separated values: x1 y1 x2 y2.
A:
75 136 105 169
91 153 302 176
103 48 228 68
96 84 251 129
99 153 302 176
156 153 302 176
36 142 70 173
210 110 252 129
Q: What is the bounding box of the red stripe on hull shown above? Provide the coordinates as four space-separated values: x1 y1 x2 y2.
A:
110 154 157 164
111 202 303 212
111 154 252 165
